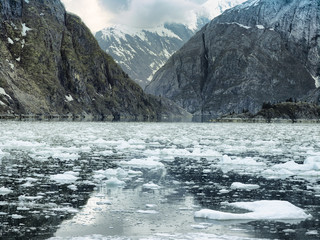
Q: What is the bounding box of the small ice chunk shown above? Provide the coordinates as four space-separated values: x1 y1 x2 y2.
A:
67 184 78 191
50 172 78 184
142 182 160 190
0 187 12 196
231 182 260 190
120 157 164 169
219 189 230 194
104 177 125 187
137 210 158 214
11 214 25 219
306 230 318 235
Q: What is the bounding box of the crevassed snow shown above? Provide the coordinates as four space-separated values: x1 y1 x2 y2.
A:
195 200 311 221
21 23 32 36
8 37 14 44
234 0 261 10
101 24 182 42
256 25 265 30
0 87 12 99
65 94 74 102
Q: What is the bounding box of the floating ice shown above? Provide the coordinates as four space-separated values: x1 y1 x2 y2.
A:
231 182 260 190
142 182 160 190
0 187 12 195
50 172 78 184
68 184 78 191
137 210 159 214
120 157 164 169
195 200 311 221
11 214 24 219
104 177 125 187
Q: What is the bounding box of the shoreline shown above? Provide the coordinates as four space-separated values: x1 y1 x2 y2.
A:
213 117 320 123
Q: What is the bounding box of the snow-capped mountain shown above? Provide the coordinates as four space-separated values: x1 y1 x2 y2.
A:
95 0 247 88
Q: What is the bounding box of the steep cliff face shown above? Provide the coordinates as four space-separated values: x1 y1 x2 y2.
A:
0 0 189 121
146 0 319 119
214 0 320 86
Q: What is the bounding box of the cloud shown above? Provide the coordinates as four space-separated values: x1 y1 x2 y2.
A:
110 0 199 28
61 0 208 32
98 0 131 13
61 0 113 33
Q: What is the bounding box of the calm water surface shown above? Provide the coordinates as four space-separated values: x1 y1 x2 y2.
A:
0 122 319 239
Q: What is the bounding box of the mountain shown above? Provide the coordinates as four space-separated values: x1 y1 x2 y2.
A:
0 0 190 121
95 0 247 88
145 0 319 120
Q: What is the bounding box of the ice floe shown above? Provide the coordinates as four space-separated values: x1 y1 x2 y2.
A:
0 187 12 195
50 172 79 184
230 182 260 190
195 200 311 221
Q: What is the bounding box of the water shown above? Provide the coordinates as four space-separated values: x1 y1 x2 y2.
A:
0 122 319 239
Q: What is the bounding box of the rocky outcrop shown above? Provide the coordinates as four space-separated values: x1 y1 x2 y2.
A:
145 0 319 120
213 0 320 86
0 0 191 121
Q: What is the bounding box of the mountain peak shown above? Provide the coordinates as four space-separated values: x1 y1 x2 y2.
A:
95 0 246 88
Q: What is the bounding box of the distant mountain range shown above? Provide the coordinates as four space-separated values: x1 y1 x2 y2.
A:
145 0 319 120
95 0 246 88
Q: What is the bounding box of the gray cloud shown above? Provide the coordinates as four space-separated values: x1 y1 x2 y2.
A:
98 0 131 13
108 0 200 28
62 0 210 31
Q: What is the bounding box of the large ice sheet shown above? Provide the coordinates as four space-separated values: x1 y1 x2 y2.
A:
195 200 311 221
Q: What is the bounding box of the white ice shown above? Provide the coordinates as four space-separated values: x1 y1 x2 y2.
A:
50 172 79 184
0 187 12 195
195 200 311 221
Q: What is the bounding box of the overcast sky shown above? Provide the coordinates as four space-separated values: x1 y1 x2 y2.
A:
61 0 208 33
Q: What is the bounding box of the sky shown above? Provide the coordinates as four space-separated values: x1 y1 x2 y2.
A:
61 0 209 33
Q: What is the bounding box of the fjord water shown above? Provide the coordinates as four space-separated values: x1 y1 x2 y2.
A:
0 122 319 240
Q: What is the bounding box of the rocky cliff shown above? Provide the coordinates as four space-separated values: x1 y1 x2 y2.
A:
145 0 319 120
0 0 190 121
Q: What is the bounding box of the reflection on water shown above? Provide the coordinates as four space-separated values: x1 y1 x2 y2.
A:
0 122 319 239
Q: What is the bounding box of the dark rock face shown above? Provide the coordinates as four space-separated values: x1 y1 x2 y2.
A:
0 0 190 121
146 0 319 119
213 0 320 85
